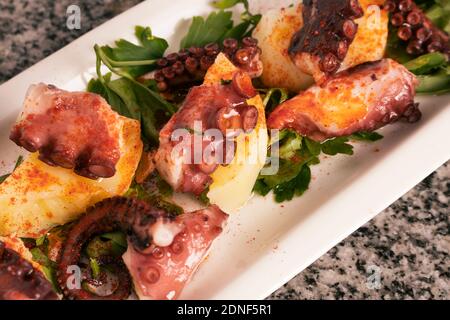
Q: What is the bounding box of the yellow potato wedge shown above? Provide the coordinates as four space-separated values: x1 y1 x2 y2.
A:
253 3 314 92
205 54 268 213
0 117 143 237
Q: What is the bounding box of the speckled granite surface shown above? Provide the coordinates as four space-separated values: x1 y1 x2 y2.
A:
0 0 448 300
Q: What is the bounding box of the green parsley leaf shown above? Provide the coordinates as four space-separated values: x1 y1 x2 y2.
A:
253 179 272 197
125 174 183 216
404 52 447 75
351 132 384 142
180 11 234 48
87 75 132 118
89 258 101 279
273 165 311 202
321 137 354 156
0 174 9 184
212 0 246 9
95 26 168 78
260 159 304 189
100 232 127 248
89 54 175 147
278 131 302 160
91 27 176 148
262 88 289 112
304 138 322 157
222 20 252 40
0 156 25 184
86 235 127 259
30 247 60 293
35 234 48 247
14 156 24 169
254 131 371 203
416 70 450 95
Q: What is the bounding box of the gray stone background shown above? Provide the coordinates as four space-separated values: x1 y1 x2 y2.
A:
0 0 448 299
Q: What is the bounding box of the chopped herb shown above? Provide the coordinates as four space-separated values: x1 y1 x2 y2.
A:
0 156 25 184
212 0 244 8
14 156 24 169
351 132 384 142
125 174 183 216
261 88 289 113
254 129 382 203
106 77 174 145
0 174 8 184
100 232 127 248
404 52 447 75
278 130 303 160
30 247 53 267
35 234 48 247
89 258 101 279
304 138 322 157
273 165 311 202
425 0 450 33
321 137 354 156
85 235 127 259
417 70 450 95
30 247 60 293
198 187 211 205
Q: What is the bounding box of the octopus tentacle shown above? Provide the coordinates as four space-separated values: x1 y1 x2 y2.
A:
56 196 227 300
123 204 228 300
56 197 168 300
10 84 121 180
0 240 57 300
267 59 419 140
139 37 263 93
384 0 450 56
155 70 259 195
289 0 365 76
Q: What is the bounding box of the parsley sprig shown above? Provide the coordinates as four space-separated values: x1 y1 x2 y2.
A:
88 26 175 148
180 0 261 48
254 89 384 203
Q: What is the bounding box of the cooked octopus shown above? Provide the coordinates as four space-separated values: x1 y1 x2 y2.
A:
289 0 389 83
155 71 259 195
56 197 227 300
289 0 364 77
10 83 122 179
0 238 57 300
267 59 419 141
140 37 263 92
385 0 450 56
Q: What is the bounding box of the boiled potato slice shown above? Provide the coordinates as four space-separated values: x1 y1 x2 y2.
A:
205 54 268 213
341 0 389 71
0 117 143 237
253 2 314 93
254 1 388 89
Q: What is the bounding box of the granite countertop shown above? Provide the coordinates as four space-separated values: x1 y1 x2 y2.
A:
0 0 448 300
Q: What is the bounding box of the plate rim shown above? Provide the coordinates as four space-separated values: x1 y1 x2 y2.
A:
0 0 449 300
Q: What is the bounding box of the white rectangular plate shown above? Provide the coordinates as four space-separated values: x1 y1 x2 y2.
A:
0 0 449 300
